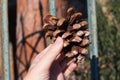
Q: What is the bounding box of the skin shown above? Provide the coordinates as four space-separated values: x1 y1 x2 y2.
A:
24 37 78 80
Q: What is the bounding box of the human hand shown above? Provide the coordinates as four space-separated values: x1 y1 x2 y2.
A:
24 37 78 80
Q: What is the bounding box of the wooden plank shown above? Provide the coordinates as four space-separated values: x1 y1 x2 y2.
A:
16 0 47 79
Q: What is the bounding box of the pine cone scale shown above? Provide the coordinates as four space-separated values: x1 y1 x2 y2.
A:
43 7 90 63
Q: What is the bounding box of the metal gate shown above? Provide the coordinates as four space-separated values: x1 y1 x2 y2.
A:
0 0 99 80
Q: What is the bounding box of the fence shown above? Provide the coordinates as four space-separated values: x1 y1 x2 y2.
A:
0 0 99 80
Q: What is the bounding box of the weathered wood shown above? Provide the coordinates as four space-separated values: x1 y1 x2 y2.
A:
16 0 68 79
9 43 14 80
16 0 49 79
56 0 68 18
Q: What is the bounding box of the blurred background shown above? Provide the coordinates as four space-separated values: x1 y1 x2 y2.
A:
0 0 120 80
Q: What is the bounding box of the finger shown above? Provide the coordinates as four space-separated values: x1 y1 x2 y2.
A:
60 57 76 73
39 37 63 67
64 62 78 77
29 44 52 70
32 44 53 63
59 57 73 70
56 52 65 62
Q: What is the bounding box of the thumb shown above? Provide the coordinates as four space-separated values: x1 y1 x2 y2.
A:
41 37 63 67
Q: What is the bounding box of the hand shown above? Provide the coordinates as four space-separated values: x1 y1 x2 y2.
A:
24 37 78 80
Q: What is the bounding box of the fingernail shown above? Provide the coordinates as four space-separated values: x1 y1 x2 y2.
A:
54 37 62 45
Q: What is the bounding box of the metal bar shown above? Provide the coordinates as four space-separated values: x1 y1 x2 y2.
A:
87 0 99 80
49 0 56 16
47 0 56 44
0 1 4 79
0 0 10 80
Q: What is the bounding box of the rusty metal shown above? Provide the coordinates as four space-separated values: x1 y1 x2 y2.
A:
87 0 99 80
0 0 10 80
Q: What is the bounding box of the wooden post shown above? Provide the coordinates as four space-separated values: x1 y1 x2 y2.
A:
16 0 49 79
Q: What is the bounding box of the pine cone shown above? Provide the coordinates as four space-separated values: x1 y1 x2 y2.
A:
43 7 90 63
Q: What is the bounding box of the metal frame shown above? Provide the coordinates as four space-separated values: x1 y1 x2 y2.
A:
87 0 99 80
47 0 56 44
49 0 56 16
49 0 99 80
0 0 10 80
0 0 4 79
0 0 99 80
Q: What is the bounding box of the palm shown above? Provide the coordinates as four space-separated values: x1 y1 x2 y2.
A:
24 38 77 80
49 61 66 80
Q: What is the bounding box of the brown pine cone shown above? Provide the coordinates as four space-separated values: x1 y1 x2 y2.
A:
43 7 90 63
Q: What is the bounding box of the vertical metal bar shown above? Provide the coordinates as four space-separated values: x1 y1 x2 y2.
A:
0 1 4 80
87 0 99 80
47 0 56 44
49 0 56 16
0 0 10 80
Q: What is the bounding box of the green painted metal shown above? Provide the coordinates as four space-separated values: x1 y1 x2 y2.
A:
49 0 56 16
0 0 10 80
87 0 98 58
0 1 4 79
87 0 99 80
48 0 56 44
